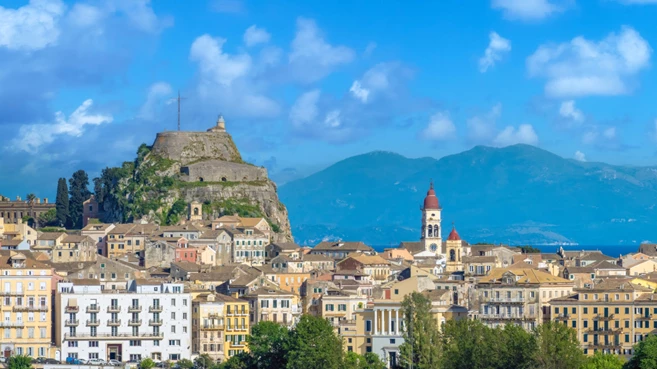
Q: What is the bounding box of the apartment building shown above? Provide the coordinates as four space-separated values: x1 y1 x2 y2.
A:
226 227 268 266
192 293 250 362
242 287 299 327
319 289 368 328
53 235 97 263
549 278 657 356
0 252 54 359
477 265 573 331
55 279 192 362
337 254 391 285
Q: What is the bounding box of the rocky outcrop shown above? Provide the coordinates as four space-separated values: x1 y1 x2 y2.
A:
151 131 242 164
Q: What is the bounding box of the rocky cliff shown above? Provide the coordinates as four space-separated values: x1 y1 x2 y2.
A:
94 117 293 242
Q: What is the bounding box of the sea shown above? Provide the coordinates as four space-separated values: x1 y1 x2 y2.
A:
372 244 641 257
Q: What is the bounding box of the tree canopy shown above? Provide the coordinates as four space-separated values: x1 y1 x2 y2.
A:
55 177 69 227
68 169 91 229
7 355 32 369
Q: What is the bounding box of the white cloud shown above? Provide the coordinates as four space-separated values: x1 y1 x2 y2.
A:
491 0 563 20
603 126 617 139
12 99 112 153
493 124 539 146
574 150 587 162
290 90 320 129
0 0 65 51
421 112 456 141
289 17 355 83
467 103 502 143
559 100 584 122
364 42 377 57
67 4 103 28
138 82 173 120
479 31 511 72
582 125 622 149
324 110 342 128
190 34 252 87
243 25 270 47
527 26 652 97
106 0 170 34
349 81 370 103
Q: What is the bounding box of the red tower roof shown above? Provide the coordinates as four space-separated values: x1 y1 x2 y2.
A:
447 226 461 241
423 182 440 210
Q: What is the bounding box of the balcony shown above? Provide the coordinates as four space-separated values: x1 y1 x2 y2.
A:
65 306 79 313
0 321 25 328
64 332 164 340
107 305 121 313
128 319 142 326
86 320 100 327
588 328 621 335
554 314 570 321
149 319 163 326
86 305 100 313
128 305 142 313
12 305 49 312
485 297 531 304
65 319 79 326
0 291 24 296
588 342 621 349
479 313 537 321
594 314 615 321
226 311 235 317
107 319 121 326
149 305 163 313
637 314 653 320
201 324 224 331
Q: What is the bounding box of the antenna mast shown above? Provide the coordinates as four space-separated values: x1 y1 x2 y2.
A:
177 90 187 131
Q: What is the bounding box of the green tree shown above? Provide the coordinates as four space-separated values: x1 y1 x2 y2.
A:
26 193 37 227
581 352 624 369
498 322 537 369
194 354 216 369
533 321 585 369
247 321 290 369
68 169 91 229
343 352 386 369
55 178 69 227
399 292 442 369
217 353 252 369
177 359 194 369
37 208 57 228
139 358 155 369
286 315 344 369
7 355 32 369
442 319 502 369
625 334 657 369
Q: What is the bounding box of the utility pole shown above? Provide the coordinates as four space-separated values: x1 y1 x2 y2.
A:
177 90 186 131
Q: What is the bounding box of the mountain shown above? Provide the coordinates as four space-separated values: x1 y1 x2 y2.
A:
94 117 292 241
279 145 657 246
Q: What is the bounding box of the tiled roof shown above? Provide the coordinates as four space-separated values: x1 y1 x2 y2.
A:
312 241 373 252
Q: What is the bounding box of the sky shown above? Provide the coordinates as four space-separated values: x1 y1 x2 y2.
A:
2 0 657 199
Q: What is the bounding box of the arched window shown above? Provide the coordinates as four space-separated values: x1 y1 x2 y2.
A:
434 225 439 237
428 226 433 237
449 249 456 262
194 208 199 216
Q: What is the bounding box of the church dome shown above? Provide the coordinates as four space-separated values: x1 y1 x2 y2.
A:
448 226 461 241
423 182 440 210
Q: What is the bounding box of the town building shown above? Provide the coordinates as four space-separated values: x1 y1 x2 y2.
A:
420 182 442 255
53 235 97 263
444 226 464 273
192 292 250 361
477 264 574 331
33 232 67 256
0 197 54 225
337 254 391 285
310 241 375 260
226 227 268 266
242 287 299 327
0 251 55 359
81 223 115 257
55 279 192 362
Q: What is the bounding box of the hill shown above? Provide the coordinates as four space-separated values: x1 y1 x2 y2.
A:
279 145 657 245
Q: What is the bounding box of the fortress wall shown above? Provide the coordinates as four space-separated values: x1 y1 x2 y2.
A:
151 131 242 164
181 160 267 182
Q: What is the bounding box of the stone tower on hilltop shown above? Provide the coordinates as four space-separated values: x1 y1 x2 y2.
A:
421 181 442 255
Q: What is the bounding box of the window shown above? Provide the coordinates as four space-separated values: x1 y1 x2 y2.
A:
89 353 99 359
89 341 99 347
366 320 372 332
130 340 141 346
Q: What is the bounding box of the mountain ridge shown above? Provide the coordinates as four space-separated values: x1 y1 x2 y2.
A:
279 144 657 246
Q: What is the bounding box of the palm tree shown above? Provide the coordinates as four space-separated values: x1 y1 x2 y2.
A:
26 193 37 228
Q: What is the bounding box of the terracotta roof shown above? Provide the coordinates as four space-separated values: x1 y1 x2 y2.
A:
37 232 66 240
447 227 461 241
479 266 571 284
199 230 228 239
313 241 373 252
271 242 301 251
422 182 440 210
238 217 265 227
463 255 498 264
62 235 94 244
301 254 334 262
81 223 113 232
108 224 136 235
244 286 293 297
341 253 390 266
398 242 425 255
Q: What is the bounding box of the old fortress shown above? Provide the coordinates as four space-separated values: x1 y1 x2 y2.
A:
1 118 657 368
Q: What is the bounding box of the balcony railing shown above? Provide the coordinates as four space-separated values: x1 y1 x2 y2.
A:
86 320 100 326
201 324 224 330
128 319 142 326
65 320 79 326
0 321 25 327
149 305 163 313
128 305 142 313
107 305 121 313
86 305 100 313
149 319 163 326
637 314 653 320
0 291 24 296
554 314 570 321
65 306 79 313
587 328 621 334
64 332 164 340
485 297 532 304
479 313 537 320
594 314 615 321
587 342 621 349
12 305 49 312
107 319 121 326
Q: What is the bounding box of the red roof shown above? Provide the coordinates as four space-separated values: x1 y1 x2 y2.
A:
423 182 440 210
447 227 461 241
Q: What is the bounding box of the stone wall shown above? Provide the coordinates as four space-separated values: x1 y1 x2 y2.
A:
151 131 242 164
180 160 267 183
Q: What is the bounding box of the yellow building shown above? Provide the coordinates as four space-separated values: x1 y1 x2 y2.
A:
264 271 311 295
192 293 250 362
549 278 657 356
0 251 54 358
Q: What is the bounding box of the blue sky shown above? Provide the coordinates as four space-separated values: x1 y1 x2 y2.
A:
2 0 657 199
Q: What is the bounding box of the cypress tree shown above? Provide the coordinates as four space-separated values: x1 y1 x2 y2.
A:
68 170 91 229
55 178 69 227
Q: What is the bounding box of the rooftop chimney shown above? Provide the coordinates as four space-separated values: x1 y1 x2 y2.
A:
43 198 48 204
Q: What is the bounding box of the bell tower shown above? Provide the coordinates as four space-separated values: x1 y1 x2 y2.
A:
421 181 442 255
445 224 463 272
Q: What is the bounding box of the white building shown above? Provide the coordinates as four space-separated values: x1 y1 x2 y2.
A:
55 279 192 362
